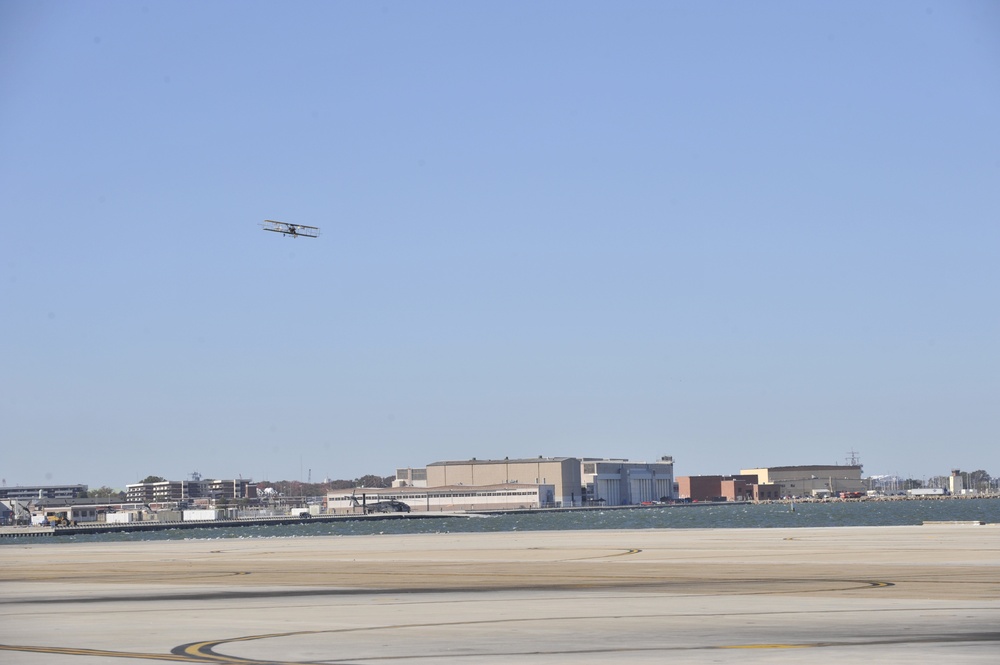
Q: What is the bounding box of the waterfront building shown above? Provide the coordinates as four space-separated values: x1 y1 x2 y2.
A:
676 475 725 501
32 500 103 525
426 457 582 507
20 497 149 525
676 475 781 501
949 470 965 495
397 455 677 507
125 478 256 504
393 467 428 488
740 465 865 498
0 484 88 501
580 457 675 505
326 483 556 513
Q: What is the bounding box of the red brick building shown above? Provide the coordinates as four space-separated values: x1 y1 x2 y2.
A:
677 474 780 502
676 475 724 501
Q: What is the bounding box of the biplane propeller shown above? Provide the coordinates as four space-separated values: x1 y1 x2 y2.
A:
262 220 320 238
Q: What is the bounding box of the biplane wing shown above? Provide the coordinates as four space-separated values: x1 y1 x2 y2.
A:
262 220 320 238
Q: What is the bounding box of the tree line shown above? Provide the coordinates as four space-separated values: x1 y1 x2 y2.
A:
85 470 997 499
924 469 993 491
256 475 396 497
85 474 397 499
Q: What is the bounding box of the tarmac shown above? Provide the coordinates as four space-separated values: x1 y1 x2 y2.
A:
1 524 998 664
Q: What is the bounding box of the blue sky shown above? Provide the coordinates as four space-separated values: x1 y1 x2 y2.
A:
2 1 998 489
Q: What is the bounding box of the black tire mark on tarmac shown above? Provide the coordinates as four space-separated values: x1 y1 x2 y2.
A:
4 607 997 664
14 575 894 605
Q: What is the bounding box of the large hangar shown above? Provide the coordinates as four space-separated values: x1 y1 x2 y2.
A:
581 457 675 505
741 465 865 497
327 483 556 513
426 458 582 507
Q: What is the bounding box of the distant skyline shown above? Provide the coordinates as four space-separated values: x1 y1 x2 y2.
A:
1 450 990 493
2 2 998 489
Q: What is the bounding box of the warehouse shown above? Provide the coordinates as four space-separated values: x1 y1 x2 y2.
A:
425 457 582 507
326 483 556 513
581 457 675 505
741 465 865 498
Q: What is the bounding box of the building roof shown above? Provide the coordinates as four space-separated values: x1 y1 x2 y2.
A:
745 465 862 472
427 457 576 466
29 498 123 508
0 484 87 490
329 483 549 496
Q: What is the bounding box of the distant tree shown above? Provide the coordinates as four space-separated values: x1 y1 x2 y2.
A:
258 479 347 497
140 475 166 483
902 478 924 490
257 474 396 495
927 475 949 489
356 474 393 488
965 470 992 492
86 486 121 498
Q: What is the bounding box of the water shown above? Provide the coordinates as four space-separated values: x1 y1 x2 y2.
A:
21 498 999 545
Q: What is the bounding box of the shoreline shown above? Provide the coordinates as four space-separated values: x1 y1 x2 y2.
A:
3 494 997 540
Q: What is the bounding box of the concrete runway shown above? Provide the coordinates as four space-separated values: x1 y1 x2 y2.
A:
1 524 998 664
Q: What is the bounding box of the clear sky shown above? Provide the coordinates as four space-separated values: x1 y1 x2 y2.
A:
2 1 998 490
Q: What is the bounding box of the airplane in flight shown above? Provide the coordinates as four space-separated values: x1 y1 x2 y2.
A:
261 220 320 238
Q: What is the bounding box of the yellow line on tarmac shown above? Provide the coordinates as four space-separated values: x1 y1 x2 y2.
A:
179 634 314 663
181 642 247 662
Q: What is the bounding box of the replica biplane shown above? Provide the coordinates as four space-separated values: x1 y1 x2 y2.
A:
261 220 320 238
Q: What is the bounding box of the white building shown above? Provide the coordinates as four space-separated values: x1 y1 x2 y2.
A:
949 470 965 495
393 467 428 488
581 457 675 505
327 483 556 513
0 484 88 501
125 478 256 504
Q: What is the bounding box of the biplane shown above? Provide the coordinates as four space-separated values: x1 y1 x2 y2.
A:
261 220 320 238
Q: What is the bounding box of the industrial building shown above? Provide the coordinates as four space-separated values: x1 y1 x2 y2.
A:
393 467 428 488
29 499 107 525
395 456 676 507
676 475 725 501
425 457 582 507
740 465 865 498
327 483 556 513
580 457 675 505
676 475 781 502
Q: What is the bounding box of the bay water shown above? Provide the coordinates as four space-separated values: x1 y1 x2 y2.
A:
35 498 1000 544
